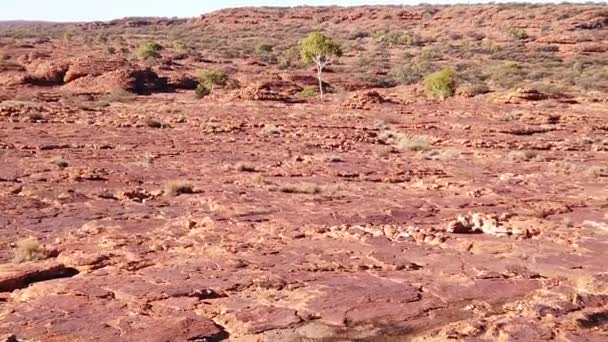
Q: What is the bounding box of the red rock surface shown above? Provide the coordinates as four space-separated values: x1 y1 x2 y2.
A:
0 4 607 341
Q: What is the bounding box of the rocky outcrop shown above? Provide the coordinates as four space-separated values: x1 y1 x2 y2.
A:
23 61 70 85
446 213 536 238
18 56 170 94
63 56 129 83
232 82 292 101
498 87 552 104
63 68 168 94
0 261 78 292
342 90 387 110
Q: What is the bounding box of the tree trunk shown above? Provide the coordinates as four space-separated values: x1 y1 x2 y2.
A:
317 66 324 99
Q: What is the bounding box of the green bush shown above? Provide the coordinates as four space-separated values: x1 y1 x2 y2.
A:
198 69 228 88
195 69 228 98
299 87 318 97
424 68 457 100
195 83 211 99
137 41 163 61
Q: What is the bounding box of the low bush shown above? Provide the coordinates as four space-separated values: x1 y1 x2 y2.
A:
424 68 457 100
198 69 228 88
137 41 163 61
14 237 48 263
195 83 212 98
164 181 194 197
299 87 318 98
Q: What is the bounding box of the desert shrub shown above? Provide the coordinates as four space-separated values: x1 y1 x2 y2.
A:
509 150 543 162
233 162 257 172
137 41 163 61
573 66 608 91
275 182 321 195
198 69 228 88
49 156 69 169
356 73 397 88
467 39 501 55
398 135 433 151
424 68 457 100
418 48 439 62
144 117 163 128
530 82 565 96
389 49 435 86
195 69 228 98
485 62 527 89
255 42 277 64
507 27 529 40
63 32 74 42
466 31 486 41
173 40 187 52
299 87 318 97
390 59 433 85
164 181 194 197
418 149 460 160
278 46 301 69
14 237 48 263
195 83 212 99
96 89 133 107
536 45 559 53
458 82 490 96
348 31 370 40
255 43 273 55
379 31 423 47
378 129 433 152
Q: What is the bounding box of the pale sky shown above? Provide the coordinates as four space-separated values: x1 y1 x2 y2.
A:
1 0 597 22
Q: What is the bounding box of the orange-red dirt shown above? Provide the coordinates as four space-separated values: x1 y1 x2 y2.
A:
0 5 607 341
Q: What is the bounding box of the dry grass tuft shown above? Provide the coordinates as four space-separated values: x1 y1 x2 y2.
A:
234 162 257 172
164 181 194 196
14 237 49 263
379 130 434 152
418 149 460 160
49 156 69 169
275 182 322 195
508 150 544 162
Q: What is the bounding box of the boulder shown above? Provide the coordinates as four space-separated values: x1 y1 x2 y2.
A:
342 90 386 110
23 61 70 85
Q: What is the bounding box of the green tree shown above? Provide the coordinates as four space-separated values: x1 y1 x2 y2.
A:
300 32 342 98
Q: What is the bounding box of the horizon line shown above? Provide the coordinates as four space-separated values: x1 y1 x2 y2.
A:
1 1 607 24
